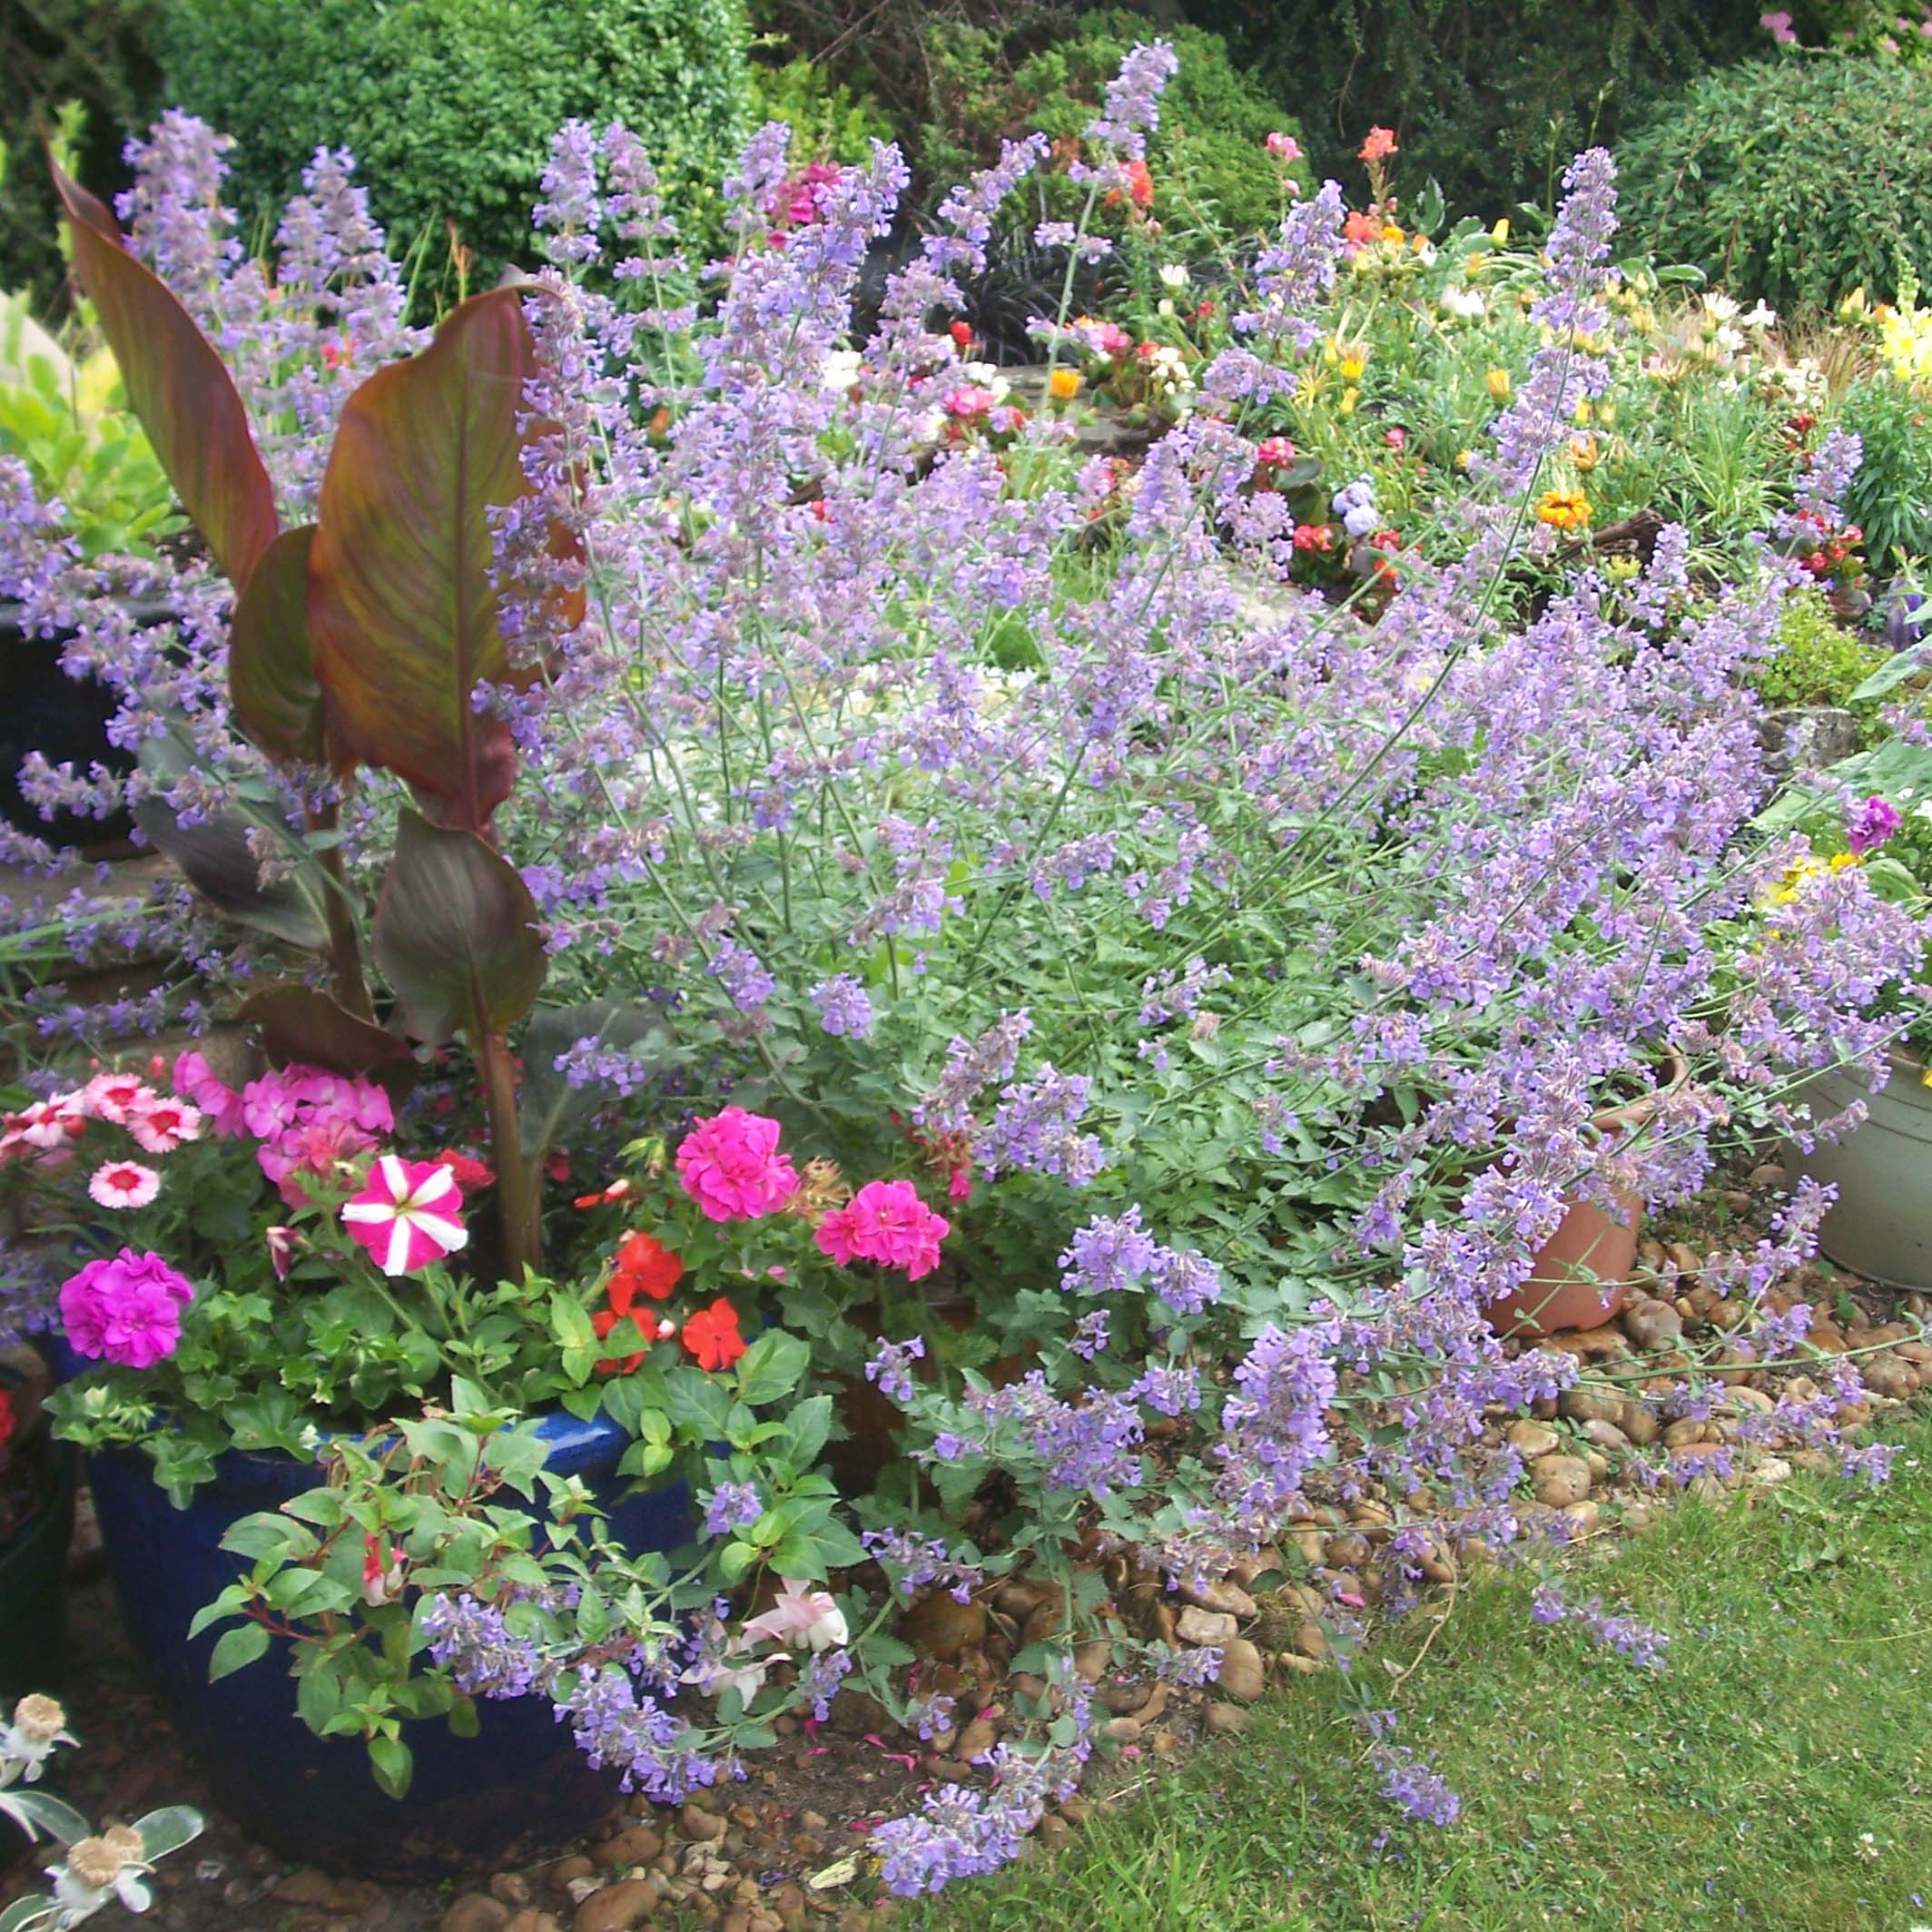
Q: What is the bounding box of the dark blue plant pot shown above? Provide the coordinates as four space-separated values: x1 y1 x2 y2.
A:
84 1407 693 1879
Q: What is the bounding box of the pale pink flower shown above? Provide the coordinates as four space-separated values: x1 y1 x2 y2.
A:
1265 131 1302 162
1760 8 1798 42
15 1096 85 1149
87 1160 161 1210
80 1072 153 1123
341 1156 469 1276
675 1109 798 1222
814 1179 951 1281
941 384 999 419
126 1097 202 1155
741 1577 849 1652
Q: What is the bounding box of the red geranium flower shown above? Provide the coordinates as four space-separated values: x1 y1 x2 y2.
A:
436 1149 495 1190
681 1296 747 1373
0 1387 15 1452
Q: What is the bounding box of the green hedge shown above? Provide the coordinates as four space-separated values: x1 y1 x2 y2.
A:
1617 54 1932 311
1 0 163 307
156 0 752 287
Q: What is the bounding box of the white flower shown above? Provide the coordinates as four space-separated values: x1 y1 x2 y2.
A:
1740 301 1779 330
2 1696 74 1784
47 1825 153 1920
1158 263 1189 290
821 348 862 393
1439 284 1485 320
1156 298 1176 318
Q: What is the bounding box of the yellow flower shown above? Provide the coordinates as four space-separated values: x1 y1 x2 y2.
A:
1454 448 1473 470
1572 398 1592 426
1829 851 1865 872
1048 366 1081 401
1339 353 1367 382
1534 488 1591 531
1339 386 1360 415
1379 223 1405 245
1491 217 1510 244
1484 367 1512 402
1568 433 1600 471
1595 399 1618 429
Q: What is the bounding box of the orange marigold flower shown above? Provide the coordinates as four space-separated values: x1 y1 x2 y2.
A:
1534 488 1592 531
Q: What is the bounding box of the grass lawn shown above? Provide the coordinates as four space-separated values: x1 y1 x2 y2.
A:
923 1424 1932 1932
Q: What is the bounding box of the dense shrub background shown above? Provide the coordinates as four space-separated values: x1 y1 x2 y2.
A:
1617 54 1932 310
1 0 162 307
1180 0 1769 219
155 0 752 287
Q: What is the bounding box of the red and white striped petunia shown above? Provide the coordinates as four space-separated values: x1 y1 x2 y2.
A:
341 1156 469 1276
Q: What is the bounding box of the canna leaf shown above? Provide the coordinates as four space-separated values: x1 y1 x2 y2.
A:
371 810 547 1045
308 287 577 834
230 524 329 766
51 158 279 588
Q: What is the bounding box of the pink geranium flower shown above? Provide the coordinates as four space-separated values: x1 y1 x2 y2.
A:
341 1156 469 1276
59 1248 193 1368
172 1050 247 1138
675 1109 798 1222
126 1097 202 1155
816 1178 951 1280
87 1160 161 1210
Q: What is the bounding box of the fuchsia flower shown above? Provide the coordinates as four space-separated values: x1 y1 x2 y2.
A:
87 1161 160 1210
59 1248 193 1368
1847 795 1902 855
341 1156 469 1276
741 1577 850 1652
815 1178 951 1280
675 1109 798 1222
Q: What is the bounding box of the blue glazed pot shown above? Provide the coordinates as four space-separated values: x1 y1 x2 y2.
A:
84 1405 693 1880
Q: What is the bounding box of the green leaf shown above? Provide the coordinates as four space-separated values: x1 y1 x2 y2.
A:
208 1622 271 1681
734 1330 811 1408
133 1806 205 1862
447 1696 480 1740
308 286 579 834
372 811 547 1044
295 1654 345 1733
230 523 329 765
719 1540 760 1583
4 1789 90 1845
783 1395 834 1469
51 159 278 587
368 1734 414 1799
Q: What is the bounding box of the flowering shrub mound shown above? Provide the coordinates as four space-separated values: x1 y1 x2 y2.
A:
1 40 1927 1891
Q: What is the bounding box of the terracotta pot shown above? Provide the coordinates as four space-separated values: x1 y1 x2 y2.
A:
1486 1053 1690 1341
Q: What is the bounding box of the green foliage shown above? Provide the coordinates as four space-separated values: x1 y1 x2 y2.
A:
1838 374 1932 571
1750 586 1885 709
1184 0 1766 223
748 54 894 166
0 293 179 558
920 7 1305 240
1619 54 1932 312
0 0 163 310
154 0 753 290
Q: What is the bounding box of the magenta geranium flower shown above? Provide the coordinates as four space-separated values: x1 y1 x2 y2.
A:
59 1248 193 1368
674 1109 799 1222
172 1050 247 1138
341 1156 469 1276
815 1178 951 1280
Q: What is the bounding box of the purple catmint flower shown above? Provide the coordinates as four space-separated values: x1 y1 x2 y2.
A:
865 1335 926 1405
977 1066 1107 1185
706 939 775 1012
701 1481 764 1537
1058 1206 1159 1293
812 971 875 1039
